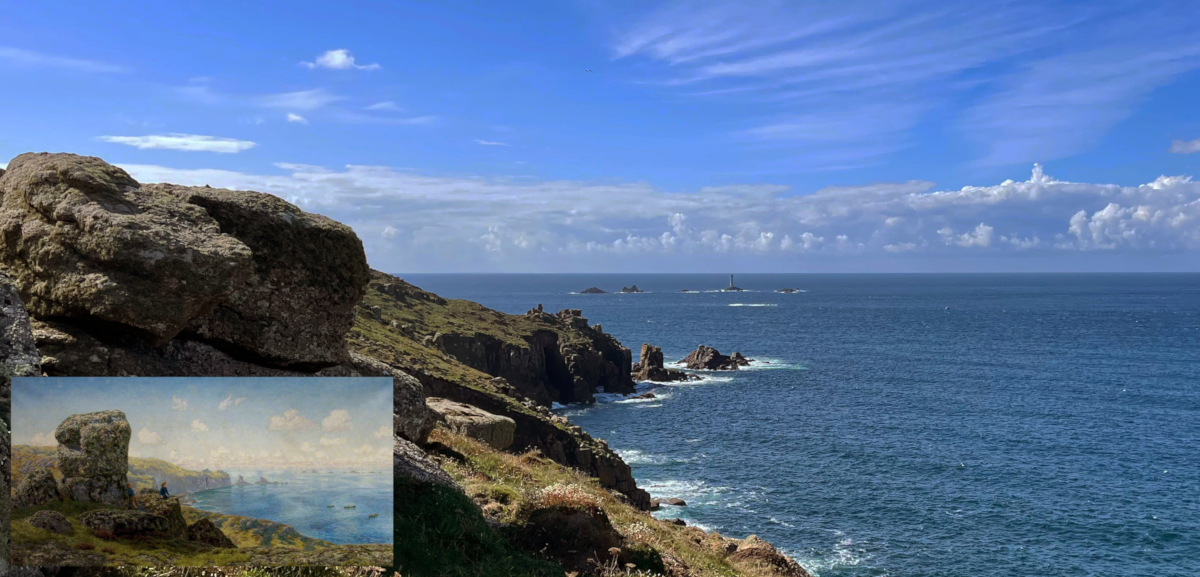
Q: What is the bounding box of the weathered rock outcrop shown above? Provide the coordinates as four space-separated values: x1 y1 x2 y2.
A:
727 535 815 577
0 153 254 344
1 271 41 409
12 467 59 509
134 493 189 539
0 153 369 370
27 510 71 534
147 183 370 369
619 285 644 293
429 306 634 405
426 397 517 450
632 344 695 382
680 345 749 370
55 410 131 506
395 437 457 488
78 509 172 535
578 287 606 294
186 518 236 548
417 370 651 510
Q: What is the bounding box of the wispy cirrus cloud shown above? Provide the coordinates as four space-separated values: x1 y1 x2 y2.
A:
475 139 509 146
1170 139 1200 154
286 113 308 124
98 133 257 153
365 101 402 111
118 159 1200 272
610 1 1200 169
257 88 344 111
0 46 128 73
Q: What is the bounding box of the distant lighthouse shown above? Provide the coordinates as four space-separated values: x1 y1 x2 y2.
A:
729 274 734 289
724 274 744 292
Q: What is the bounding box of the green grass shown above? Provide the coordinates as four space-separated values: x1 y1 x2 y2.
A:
11 500 252 566
395 477 563 577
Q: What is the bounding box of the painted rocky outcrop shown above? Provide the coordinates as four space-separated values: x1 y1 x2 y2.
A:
0 152 368 370
632 343 695 382
186 518 237 548
426 397 516 450
56 410 132 506
13 468 60 509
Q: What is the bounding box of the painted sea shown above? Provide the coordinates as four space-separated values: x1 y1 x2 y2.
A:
188 469 393 545
402 273 1200 577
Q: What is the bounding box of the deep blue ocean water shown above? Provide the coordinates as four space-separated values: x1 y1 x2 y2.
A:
188 469 393 544
402 273 1200 577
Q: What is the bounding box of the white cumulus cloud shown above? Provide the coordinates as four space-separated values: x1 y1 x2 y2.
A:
322 409 352 432
374 425 391 439
319 436 347 446
300 49 381 71
287 113 308 124
138 427 163 445
270 409 317 431
171 395 189 411
191 419 209 432
219 394 246 411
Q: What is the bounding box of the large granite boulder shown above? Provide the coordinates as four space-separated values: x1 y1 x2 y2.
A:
12 467 60 509
147 183 369 369
79 509 172 535
187 518 236 548
0 153 253 344
55 410 131 506
0 152 370 370
680 345 740 370
27 510 71 534
426 397 516 450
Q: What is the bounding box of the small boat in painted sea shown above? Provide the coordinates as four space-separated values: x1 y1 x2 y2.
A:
368 513 379 518
344 505 356 509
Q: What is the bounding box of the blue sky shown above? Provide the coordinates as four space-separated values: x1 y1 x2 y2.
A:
1 0 1199 272
11 377 393 471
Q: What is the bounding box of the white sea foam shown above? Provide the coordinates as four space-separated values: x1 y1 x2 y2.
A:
728 303 778 307
550 402 566 410
615 450 696 466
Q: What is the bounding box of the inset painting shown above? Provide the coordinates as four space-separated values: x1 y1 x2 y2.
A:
8 376 393 567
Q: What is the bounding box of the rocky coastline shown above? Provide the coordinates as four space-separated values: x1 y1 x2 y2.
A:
0 152 811 576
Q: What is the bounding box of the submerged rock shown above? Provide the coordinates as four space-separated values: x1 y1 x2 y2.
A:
427 397 517 450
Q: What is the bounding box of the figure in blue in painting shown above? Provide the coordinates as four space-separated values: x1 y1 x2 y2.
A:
128 482 136 507
160 481 170 499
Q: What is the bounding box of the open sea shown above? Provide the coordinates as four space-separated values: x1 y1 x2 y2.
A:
188 469 393 545
402 273 1200 577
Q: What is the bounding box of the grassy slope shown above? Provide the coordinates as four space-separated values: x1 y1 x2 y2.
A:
182 508 331 550
428 429 780 577
11 445 229 490
11 500 251 566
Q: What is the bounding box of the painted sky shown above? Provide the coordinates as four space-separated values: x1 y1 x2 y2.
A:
10 377 393 471
1 0 1198 272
